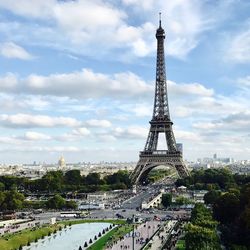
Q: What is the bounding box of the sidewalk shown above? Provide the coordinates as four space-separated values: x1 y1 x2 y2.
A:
144 220 178 250
107 221 161 250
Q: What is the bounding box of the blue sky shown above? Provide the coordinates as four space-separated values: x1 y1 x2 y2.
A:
0 0 250 164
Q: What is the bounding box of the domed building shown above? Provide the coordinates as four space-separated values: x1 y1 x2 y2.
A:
58 155 66 169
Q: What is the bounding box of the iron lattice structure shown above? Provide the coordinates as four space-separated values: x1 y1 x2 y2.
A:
130 18 189 185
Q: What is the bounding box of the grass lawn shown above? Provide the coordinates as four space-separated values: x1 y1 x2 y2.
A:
0 219 125 250
176 239 186 250
0 224 61 250
87 224 133 250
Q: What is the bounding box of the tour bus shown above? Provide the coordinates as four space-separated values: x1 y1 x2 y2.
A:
60 211 88 218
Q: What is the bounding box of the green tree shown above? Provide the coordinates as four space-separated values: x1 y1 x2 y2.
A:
42 171 64 192
213 192 240 224
0 190 24 211
65 200 77 209
105 170 131 187
64 170 82 185
204 190 221 205
186 203 220 249
185 224 221 250
0 181 5 191
162 193 172 207
191 203 213 222
0 191 6 209
175 196 192 205
46 194 66 209
85 173 102 185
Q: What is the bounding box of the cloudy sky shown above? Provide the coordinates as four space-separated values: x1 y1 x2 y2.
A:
0 0 250 164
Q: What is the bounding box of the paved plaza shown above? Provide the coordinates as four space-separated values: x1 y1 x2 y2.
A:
146 220 177 250
107 220 161 250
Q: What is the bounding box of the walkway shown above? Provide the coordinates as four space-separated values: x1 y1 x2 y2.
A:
107 221 161 250
144 220 177 250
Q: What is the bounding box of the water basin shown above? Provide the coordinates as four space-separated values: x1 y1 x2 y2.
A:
23 222 111 250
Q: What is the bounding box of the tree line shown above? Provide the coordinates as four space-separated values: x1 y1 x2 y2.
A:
176 168 250 249
0 190 77 211
0 169 131 193
175 168 250 191
185 203 221 250
205 183 250 249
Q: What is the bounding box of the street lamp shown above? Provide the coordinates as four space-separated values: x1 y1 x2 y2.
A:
132 214 135 250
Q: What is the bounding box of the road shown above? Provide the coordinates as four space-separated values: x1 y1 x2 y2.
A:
121 188 158 209
121 175 176 209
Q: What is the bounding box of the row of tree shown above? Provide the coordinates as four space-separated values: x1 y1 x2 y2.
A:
0 170 131 193
162 193 193 207
176 168 250 191
0 190 77 211
204 184 250 248
185 203 221 250
0 190 25 211
177 168 250 249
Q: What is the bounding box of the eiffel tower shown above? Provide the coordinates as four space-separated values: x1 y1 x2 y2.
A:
130 15 189 185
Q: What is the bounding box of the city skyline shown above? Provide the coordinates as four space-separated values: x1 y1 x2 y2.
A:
0 0 250 164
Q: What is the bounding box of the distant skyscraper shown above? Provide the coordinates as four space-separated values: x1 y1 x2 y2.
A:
213 153 217 159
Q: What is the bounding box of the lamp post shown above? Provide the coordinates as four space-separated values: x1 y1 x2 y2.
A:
132 214 135 250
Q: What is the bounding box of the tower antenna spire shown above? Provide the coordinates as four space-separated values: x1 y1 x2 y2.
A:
159 12 162 27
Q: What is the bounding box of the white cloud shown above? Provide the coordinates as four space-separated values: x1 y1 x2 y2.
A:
237 76 250 88
226 28 250 63
169 80 214 97
0 113 81 128
23 131 51 140
97 134 117 142
0 69 154 99
175 129 201 141
11 145 81 153
0 42 33 60
72 127 91 136
0 136 21 145
0 0 55 19
57 128 91 142
0 0 220 59
0 70 215 102
0 73 18 90
122 0 215 58
113 126 148 139
85 119 112 128
122 0 155 10
193 111 250 132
